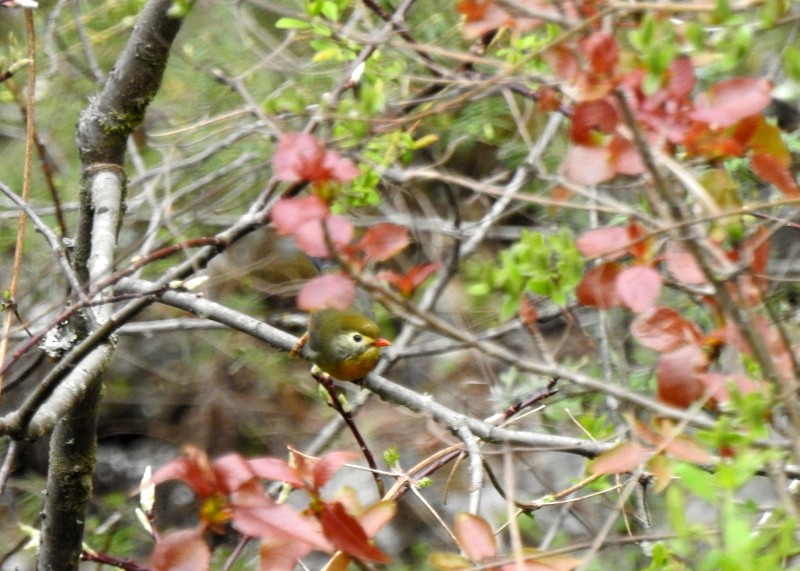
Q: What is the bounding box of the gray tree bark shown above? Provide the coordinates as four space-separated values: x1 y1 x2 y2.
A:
37 2 191 569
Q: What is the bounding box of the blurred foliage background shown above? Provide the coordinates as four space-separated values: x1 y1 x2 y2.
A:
1 0 799 569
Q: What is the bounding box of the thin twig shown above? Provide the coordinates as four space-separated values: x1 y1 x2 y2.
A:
313 370 385 497
0 439 18 496
0 8 36 397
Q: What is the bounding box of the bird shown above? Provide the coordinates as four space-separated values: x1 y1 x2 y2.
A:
304 307 391 381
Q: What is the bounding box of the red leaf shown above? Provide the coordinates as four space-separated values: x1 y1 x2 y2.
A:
297 273 356 311
690 77 772 128
656 344 709 408
563 144 614 185
723 317 794 381
663 436 713 464
663 247 706 285
576 262 622 308
609 135 645 176
666 56 695 101
357 500 397 536
696 373 764 406
616 266 662 312
626 220 650 262
545 45 579 83
272 132 358 185
247 457 306 488
152 446 218 499
746 115 790 160
631 307 702 351
518 294 538 326
751 152 800 197
293 215 354 258
457 0 512 39
590 442 652 475
273 133 325 182
213 453 257 493
630 418 661 447
454 513 496 561
456 0 489 19
233 500 332 552
322 150 360 183
271 196 329 236
732 114 762 147
683 122 746 159
536 85 561 111
569 99 618 145
357 223 410 262
259 536 314 571
151 528 211 571
320 502 390 563
580 32 619 75
311 450 360 490
378 262 439 296
576 226 631 259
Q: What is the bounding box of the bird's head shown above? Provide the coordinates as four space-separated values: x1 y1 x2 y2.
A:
308 309 391 381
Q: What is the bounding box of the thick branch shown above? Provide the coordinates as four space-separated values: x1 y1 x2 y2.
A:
37 2 192 570
75 0 187 165
114 277 609 459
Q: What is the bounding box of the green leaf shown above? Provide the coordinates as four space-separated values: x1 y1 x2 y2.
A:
673 462 717 502
716 451 766 491
784 46 800 82
275 17 312 29
320 0 339 21
383 447 400 468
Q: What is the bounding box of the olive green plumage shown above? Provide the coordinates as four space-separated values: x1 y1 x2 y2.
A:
307 308 391 381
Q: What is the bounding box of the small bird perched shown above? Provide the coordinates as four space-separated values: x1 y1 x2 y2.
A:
305 307 391 381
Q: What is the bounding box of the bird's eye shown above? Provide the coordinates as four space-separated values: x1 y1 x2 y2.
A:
352 334 363 343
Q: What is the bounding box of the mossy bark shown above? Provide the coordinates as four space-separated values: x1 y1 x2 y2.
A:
37 1 191 569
